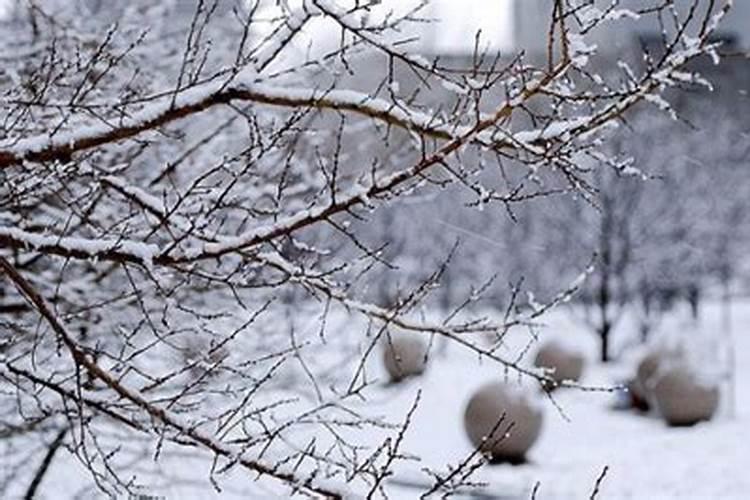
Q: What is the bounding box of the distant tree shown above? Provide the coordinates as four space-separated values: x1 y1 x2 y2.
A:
535 64 750 362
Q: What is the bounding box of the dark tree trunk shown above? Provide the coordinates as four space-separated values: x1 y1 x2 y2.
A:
687 284 700 320
598 200 613 363
639 285 652 343
597 273 612 362
600 324 611 363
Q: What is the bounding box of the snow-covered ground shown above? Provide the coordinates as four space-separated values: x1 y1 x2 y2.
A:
369 299 750 499
12 299 748 499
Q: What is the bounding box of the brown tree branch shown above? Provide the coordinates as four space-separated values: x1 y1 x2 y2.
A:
0 256 344 499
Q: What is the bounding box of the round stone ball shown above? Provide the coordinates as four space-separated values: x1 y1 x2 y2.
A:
464 381 544 463
633 349 677 409
533 342 585 390
626 378 651 412
652 366 720 426
382 332 428 382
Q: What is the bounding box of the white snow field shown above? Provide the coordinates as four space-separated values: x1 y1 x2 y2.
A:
372 299 750 500
16 298 749 499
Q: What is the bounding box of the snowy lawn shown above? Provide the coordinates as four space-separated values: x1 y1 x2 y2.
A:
371 299 750 499
13 299 748 499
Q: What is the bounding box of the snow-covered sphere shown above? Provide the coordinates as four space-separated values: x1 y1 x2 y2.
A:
626 378 650 411
633 349 676 409
382 332 428 382
652 366 720 427
533 342 585 390
463 381 543 463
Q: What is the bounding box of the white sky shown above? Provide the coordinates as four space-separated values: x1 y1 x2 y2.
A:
427 0 514 52
0 0 514 52
0 0 10 20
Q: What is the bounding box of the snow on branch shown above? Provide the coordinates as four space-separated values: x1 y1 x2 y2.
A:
0 226 159 267
0 78 506 169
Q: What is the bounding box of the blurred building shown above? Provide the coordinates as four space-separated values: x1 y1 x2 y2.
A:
422 1 748 56
513 0 749 55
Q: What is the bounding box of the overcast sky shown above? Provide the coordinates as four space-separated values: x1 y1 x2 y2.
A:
0 0 514 54
427 0 513 52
